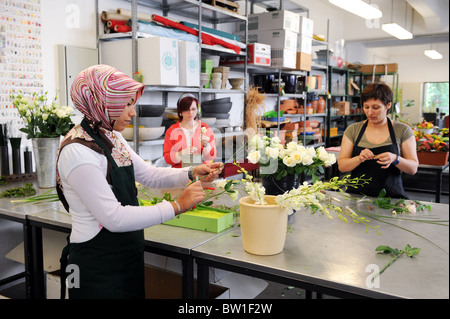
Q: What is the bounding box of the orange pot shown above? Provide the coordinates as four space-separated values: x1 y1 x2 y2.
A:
416 151 449 166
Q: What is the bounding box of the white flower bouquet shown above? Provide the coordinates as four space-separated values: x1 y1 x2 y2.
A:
247 134 336 182
11 91 74 138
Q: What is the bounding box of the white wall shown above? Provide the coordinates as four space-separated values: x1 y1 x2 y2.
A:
40 0 449 129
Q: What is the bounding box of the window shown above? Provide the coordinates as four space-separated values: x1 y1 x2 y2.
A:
423 82 449 115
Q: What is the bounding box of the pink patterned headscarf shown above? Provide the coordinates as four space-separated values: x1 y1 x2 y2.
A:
70 64 145 131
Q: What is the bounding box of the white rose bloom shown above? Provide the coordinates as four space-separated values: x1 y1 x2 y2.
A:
265 146 279 159
407 203 416 214
301 154 314 165
247 150 261 164
290 150 302 164
286 141 298 151
56 109 67 118
42 113 49 121
283 156 296 167
324 153 336 166
271 136 280 145
250 134 266 149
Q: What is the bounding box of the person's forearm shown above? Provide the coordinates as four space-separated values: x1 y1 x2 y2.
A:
395 156 418 175
338 156 363 173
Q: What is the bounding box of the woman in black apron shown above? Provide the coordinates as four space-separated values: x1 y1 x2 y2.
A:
57 65 222 299
338 83 418 198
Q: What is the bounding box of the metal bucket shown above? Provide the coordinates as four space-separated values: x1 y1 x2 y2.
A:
32 137 60 188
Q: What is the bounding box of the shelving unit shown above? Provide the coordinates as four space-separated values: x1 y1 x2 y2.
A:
325 66 365 147
95 0 249 155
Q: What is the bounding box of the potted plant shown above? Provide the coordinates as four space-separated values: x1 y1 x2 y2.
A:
414 128 449 166
416 120 435 135
213 164 374 255
11 91 74 188
246 134 337 194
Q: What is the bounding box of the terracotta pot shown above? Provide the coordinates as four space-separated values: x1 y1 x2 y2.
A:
317 97 326 113
239 195 291 255
417 151 449 166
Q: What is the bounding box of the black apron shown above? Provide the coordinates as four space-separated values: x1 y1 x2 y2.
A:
59 119 144 299
349 120 408 199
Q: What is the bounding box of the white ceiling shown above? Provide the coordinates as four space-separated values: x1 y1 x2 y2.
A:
282 0 449 47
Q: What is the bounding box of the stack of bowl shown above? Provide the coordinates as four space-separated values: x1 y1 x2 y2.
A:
201 97 232 128
122 104 166 140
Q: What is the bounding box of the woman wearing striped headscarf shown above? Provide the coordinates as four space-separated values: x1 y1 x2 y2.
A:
56 65 222 299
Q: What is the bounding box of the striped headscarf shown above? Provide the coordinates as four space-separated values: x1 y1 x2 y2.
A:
70 64 145 131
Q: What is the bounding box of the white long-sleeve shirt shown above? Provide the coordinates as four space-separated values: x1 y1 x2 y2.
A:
57 132 190 243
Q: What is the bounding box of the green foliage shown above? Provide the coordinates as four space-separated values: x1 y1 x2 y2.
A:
372 244 421 281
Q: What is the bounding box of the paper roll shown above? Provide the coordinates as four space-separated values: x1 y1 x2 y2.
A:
101 11 129 22
116 8 154 22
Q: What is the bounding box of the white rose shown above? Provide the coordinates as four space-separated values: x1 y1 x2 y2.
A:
290 150 302 164
56 109 67 118
286 141 298 151
324 153 336 166
301 154 314 165
265 146 279 159
247 150 261 164
42 113 49 121
283 156 296 167
250 134 266 149
270 136 280 145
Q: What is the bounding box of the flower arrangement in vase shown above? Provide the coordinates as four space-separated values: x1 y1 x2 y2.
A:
11 91 74 138
416 120 435 135
246 134 336 194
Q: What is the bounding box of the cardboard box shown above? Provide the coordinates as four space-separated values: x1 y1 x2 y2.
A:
359 63 398 74
178 40 199 87
298 15 314 37
100 39 134 77
237 10 300 33
144 265 229 299
272 48 297 69
221 43 271 66
46 270 68 299
139 37 179 86
334 101 350 115
296 52 312 71
297 34 312 54
247 29 298 51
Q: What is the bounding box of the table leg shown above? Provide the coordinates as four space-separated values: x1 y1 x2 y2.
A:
196 261 209 299
30 225 45 299
181 257 194 299
23 221 33 299
435 169 442 203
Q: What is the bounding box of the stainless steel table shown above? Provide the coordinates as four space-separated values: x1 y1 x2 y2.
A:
0 181 62 299
24 187 237 299
193 193 449 299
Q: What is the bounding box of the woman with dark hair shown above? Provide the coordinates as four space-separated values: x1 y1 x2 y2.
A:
338 82 418 198
164 94 217 168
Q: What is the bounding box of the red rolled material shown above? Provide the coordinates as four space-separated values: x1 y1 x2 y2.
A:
114 25 132 32
150 14 240 54
107 19 128 29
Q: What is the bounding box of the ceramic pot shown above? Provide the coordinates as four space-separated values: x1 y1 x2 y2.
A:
239 195 291 255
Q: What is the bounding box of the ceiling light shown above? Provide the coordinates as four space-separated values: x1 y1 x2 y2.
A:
329 0 383 20
381 23 413 40
424 49 443 60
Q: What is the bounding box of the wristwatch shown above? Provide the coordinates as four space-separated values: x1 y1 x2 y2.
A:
392 155 400 166
188 166 194 180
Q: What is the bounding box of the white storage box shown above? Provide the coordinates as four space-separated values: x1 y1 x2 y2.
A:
100 37 179 86
271 48 296 69
139 37 179 86
178 40 199 87
100 39 133 77
297 34 312 54
238 10 300 33
299 15 314 37
247 29 297 51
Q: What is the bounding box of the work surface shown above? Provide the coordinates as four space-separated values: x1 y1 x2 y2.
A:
193 191 449 299
1 181 448 299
